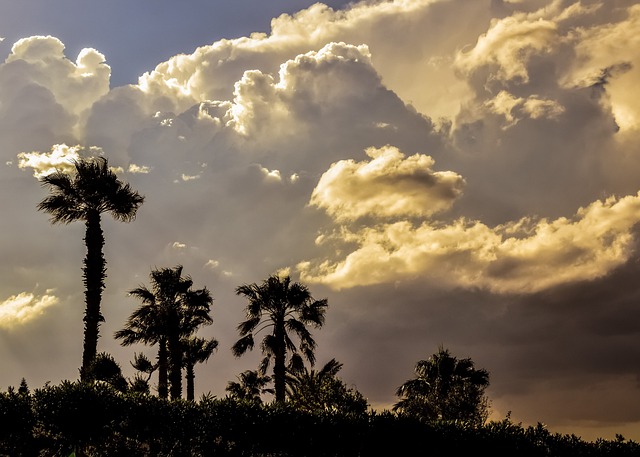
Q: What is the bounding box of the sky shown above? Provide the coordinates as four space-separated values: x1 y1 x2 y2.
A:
0 0 640 443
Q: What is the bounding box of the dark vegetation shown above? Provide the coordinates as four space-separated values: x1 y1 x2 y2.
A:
1 155 637 455
1 381 639 456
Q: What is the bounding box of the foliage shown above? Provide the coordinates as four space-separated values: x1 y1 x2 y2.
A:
394 346 490 425
287 358 368 415
225 370 274 404
233 274 328 403
84 352 128 392
0 381 639 456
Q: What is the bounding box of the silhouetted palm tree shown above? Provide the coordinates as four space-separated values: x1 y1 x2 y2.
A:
393 346 490 425
37 156 144 381
115 265 213 399
232 275 327 403
182 336 218 401
226 370 273 403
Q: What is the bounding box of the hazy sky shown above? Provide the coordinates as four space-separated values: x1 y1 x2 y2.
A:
1 0 640 442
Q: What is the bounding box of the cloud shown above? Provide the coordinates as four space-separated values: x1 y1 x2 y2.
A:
561 4 640 132
309 145 464 221
16 143 83 178
0 291 58 329
300 192 640 293
4 35 110 116
484 90 564 127
454 11 557 84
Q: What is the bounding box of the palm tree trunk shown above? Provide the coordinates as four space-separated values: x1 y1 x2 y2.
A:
80 210 105 381
168 326 182 400
186 363 195 401
274 321 286 403
157 339 168 399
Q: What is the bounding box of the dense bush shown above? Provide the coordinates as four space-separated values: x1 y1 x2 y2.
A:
0 381 638 456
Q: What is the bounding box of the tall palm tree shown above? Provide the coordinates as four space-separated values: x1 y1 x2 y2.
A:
225 370 273 404
393 346 490 425
37 155 144 381
115 265 213 399
232 275 328 403
182 336 218 401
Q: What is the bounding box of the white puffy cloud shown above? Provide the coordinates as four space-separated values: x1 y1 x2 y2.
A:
16 143 83 178
4 35 110 117
310 145 464 221
0 291 58 329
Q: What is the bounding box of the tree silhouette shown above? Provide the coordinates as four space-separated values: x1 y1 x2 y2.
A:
115 265 213 399
287 358 368 414
84 352 128 392
182 336 218 401
37 156 144 380
225 370 274 404
393 346 490 425
232 275 327 403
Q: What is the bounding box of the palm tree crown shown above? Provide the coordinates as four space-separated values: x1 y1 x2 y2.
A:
37 155 144 381
233 275 328 403
394 346 490 425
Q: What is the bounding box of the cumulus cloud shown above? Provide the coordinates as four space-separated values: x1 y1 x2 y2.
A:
16 143 83 178
4 35 109 116
310 145 464 221
300 192 640 293
0 291 58 329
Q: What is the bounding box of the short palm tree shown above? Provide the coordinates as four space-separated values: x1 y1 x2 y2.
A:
225 370 273 403
182 336 218 401
393 346 490 425
287 358 368 414
37 155 144 380
115 265 213 399
232 275 328 403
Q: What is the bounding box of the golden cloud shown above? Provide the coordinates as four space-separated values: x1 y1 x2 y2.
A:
309 145 464 221
0 292 58 329
300 192 640 293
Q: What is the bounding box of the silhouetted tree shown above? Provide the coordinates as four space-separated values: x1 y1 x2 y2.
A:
394 346 490 425
128 353 156 394
287 358 368 414
182 336 218 401
18 378 29 396
115 265 213 399
226 370 273 404
84 352 128 392
37 156 144 380
233 275 328 403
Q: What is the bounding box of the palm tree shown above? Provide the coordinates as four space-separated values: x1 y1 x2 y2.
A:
232 275 328 403
225 370 273 403
393 346 490 425
37 155 144 381
182 336 218 401
115 265 213 399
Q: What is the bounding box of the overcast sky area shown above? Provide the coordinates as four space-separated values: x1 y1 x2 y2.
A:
1 0 640 442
